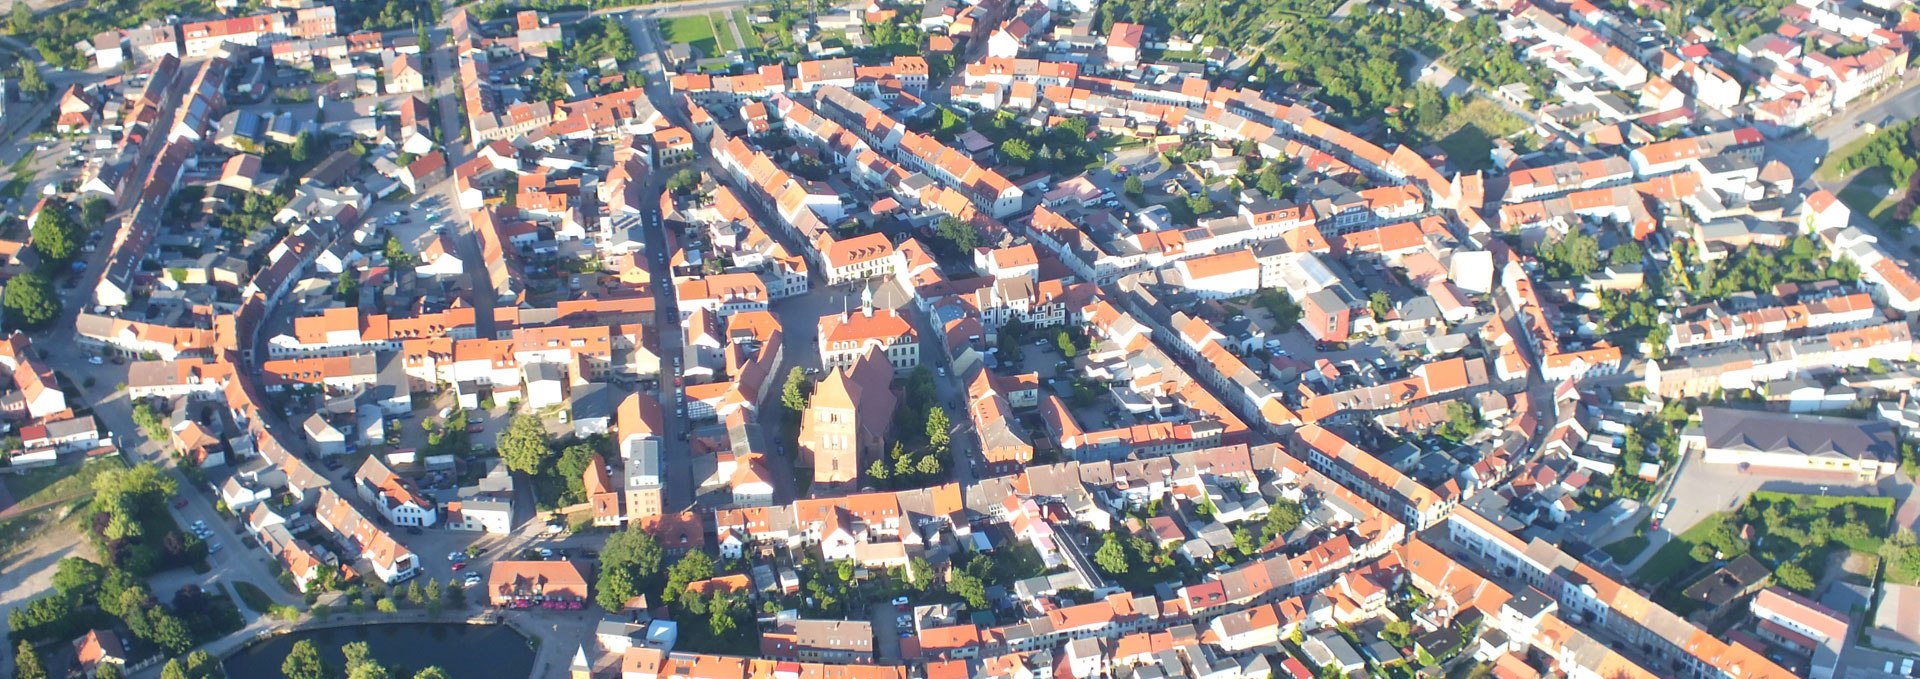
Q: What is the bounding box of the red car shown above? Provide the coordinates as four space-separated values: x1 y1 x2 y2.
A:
173 498 189 509
452 562 467 572
466 423 485 434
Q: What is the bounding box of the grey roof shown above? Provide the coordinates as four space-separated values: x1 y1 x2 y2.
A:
570 382 614 421
1696 406 1896 462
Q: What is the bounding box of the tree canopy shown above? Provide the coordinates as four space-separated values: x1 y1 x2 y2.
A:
596 526 666 611
3 272 60 330
498 414 550 475
31 201 82 262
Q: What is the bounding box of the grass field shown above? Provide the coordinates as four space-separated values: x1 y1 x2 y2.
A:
709 12 740 53
1601 534 1651 563
1815 129 1892 182
1836 167 1903 227
661 15 719 58
1419 98 1525 173
2 456 127 511
1633 512 1727 587
732 9 762 48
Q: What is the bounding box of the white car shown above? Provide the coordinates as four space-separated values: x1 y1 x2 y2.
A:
88 356 103 365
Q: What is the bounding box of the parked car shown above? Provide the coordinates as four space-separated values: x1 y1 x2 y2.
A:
452 562 467 572
173 498 189 509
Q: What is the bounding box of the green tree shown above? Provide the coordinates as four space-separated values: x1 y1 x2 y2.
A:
1436 402 1482 443
556 442 597 503
161 659 189 679
934 217 978 254
1538 229 1602 280
342 642 374 672
3 272 60 330
1094 533 1130 574
1369 291 1391 321
663 551 716 606
405 579 424 605
80 196 109 228
708 592 740 637
596 527 665 611
1610 240 1645 266
926 407 951 453
781 366 811 411
145 610 193 655
866 458 890 481
336 270 360 298
667 169 702 194
1123 176 1144 196
1775 561 1815 592
908 557 936 591
1257 168 1289 198
414 669 451 679
947 569 988 609
376 598 398 614
914 452 942 476
1055 330 1077 358
282 639 326 679
497 414 550 474
425 577 441 604
1262 498 1305 542
1185 193 1214 215
1001 137 1034 164
15 640 46 679
51 558 104 598
16 62 47 98
30 204 81 262
290 133 314 163
892 441 913 479
184 650 217 678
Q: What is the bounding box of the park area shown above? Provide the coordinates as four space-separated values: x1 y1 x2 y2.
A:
1631 492 1904 613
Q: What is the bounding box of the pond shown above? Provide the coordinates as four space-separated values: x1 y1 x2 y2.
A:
223 623 537 678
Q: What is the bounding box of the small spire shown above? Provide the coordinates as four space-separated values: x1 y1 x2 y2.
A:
861 280 874 317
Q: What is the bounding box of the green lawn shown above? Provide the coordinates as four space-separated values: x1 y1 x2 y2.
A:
233 581 276 614
1601 534 1651 563
2 456 127 511
732 9 762 48
661 15 719 58
1632 512 1728 587
1418 98 1525 173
